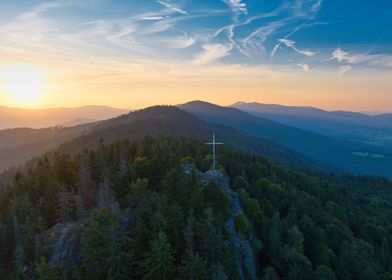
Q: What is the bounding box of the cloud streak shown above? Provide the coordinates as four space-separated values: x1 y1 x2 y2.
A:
292 0 324 19
270 24 314 59
161 33 195 48
157 1 188 15
277 38 316 56
193 44 233 65
323 48 372 64
338 65 352 74
223 0 248 14
298 63 310 72
0 0 391 93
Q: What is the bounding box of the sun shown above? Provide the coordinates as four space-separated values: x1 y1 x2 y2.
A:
2 64 46 106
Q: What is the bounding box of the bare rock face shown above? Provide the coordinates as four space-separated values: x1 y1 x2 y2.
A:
202 169 258 280
37 222 83 274
202 170 230 193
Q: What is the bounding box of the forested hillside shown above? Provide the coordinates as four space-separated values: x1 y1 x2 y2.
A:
231 102 392 149
0 124 96 172
180 101 392 177
0 106 319 173
0 136 392 279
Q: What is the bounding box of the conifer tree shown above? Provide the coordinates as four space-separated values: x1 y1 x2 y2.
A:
179 251 208 280
96 174 118 214
78 209 132 280
36 257 66 280
57 185 74 223
139 231 175 280
77 152 95 211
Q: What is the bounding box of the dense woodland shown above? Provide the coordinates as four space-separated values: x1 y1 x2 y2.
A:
0 136 392 279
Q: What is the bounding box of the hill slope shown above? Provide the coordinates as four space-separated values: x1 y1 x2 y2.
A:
231 102 392 148
0 106 319 172
0 123 96 172
58 106 318 170
1 136 392 279
180 101 392 177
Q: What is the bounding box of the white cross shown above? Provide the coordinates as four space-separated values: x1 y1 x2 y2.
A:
205 132 223 171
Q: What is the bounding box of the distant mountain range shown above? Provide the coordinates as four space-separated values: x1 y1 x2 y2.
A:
180 101 392 177
1 101 392 177
231 102 392 149
54 106 329 171
0 106 321 173
0 105 129 129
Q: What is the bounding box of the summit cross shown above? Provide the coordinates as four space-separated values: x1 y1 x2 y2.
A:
205 132 223 171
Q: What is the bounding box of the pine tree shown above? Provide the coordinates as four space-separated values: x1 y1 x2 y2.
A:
268 215 282 269
57 185 75 223
183 213 196 252
263 266 280 280
96 174 118 214
127 178 149 208
179 251 208 280
11 205 24 273
36 257 66 280
107 222 134 280
195 208 225 263
78 209 132 280
139 231 175 280
35 158 61 226
210 263 228 280
288 225 304 254
314 265 336 280
77 152 95 211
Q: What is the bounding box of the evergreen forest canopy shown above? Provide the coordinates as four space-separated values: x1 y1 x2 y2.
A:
0 136 392 279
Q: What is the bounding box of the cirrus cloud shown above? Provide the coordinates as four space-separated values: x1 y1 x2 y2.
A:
193 44 233 65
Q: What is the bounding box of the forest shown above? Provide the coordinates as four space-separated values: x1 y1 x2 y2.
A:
0 136 392 279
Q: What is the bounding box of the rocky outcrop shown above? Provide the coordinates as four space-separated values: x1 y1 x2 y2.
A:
37 222 83 274
202 170 258 280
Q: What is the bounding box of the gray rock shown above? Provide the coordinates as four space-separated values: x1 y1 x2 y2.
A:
202 169 258 280
37 222 83 274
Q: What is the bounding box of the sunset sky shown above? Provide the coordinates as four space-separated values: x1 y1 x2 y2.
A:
0 0 391 111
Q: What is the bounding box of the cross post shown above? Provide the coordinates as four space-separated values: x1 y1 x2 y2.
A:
205 132 223 171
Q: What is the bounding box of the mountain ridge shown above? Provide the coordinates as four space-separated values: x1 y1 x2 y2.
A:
180 101 392 177
0 105 324 173
231 101 392 149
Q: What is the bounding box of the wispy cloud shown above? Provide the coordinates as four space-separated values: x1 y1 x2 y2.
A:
277 38 316 56
141 16 167 21
18 1 65 19
311 0 324 13
323 48 372 64
271 24 315 59
243 21 287 57
105 24 138 48
298 63 310 72
213 4 289 59
161 33 195 48
193 44 233 65
292 0 324 19
223 0 248 14
338 65 352 74
1 0 390 91
157 0 188 15
321 48 392 70
0 1 65 41
370 56 392 68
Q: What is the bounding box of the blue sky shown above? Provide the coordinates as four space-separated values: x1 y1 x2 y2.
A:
0 0 392 109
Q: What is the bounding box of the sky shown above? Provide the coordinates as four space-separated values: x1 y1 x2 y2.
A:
0 0 391 111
